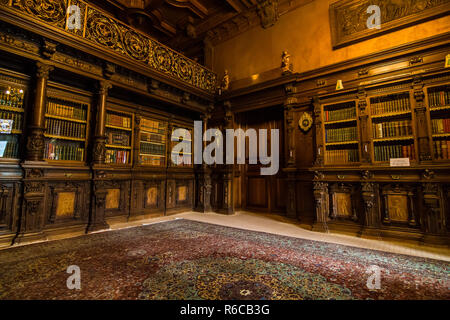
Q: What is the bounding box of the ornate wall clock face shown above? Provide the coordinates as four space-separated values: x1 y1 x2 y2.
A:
299 112 313 132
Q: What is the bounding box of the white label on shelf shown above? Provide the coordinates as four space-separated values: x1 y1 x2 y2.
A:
0 141 6 157
390 158 410 167
0 119 13 134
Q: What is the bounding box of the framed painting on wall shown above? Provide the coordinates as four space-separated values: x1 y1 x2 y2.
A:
329 0 450 49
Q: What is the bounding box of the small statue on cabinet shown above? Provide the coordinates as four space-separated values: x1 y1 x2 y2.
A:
281 51 292 74
218 70 230 95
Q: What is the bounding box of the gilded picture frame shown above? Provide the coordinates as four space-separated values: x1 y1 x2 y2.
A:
329 0 450 49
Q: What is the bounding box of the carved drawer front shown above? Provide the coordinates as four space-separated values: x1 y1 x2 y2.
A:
144 184 160 209
381 185 417 226
48 182 89 224
386 195 409 223
56 192 75 218
332 193 352 218
177 186 187 202
329 183 358 221
106 189 120 210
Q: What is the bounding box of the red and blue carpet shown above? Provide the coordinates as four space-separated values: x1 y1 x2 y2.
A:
0 219 448 300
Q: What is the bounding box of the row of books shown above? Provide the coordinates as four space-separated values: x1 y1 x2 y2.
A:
106 113 131 129
0 136 19 158
428 88 449 108
324 106 356 122
105 149 130 164
0 89 24 109
141 119 167 134
106 130 130 147
372 120 413 139
431 118 450 134
433 140 450 160
325 127 358 143
370 95 410 115
45 141 84 161
140 142 165 155
374 144 415 162
141 132 165 144
45 118 86 138
140 155 165 166
0 111 23 130
46 100 87 121
325 149 359 164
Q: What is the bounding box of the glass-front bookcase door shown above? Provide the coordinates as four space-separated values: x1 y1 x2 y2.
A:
0 83 25 160
139 117 167 167
44 96 89 162
105 109 133 165
170 126 193 167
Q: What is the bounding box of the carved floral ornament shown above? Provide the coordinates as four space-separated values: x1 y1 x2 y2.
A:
1 0 216 93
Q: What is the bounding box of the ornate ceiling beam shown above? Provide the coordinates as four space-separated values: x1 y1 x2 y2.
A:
166 0 209 19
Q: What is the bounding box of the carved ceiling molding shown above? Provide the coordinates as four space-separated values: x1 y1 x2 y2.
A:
205 0 313 46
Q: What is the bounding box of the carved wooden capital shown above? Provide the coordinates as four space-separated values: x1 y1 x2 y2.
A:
36 62 53 79
98 80 112 95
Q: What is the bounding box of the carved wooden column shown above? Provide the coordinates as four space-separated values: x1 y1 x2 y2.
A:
195 111 213 213
413 77 432 162
361 181 380 225
87 172 109 233
221 103 234 215
88 80 112 232
313 96 324 166
358 87 371 163
25 62 53 162
92 80 112 165
283 95 297 219
284 103 296 167
312 181 329 232
15 169 46 243
422 183 447 244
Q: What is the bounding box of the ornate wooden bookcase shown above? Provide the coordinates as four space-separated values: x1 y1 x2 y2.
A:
312 75 450 245
0 2 213 246
165 121 195 215
0 68 29 245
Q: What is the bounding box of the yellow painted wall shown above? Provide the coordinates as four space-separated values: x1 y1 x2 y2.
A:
212 0 450 81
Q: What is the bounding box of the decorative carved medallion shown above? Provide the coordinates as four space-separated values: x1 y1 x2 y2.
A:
298 112 313 133
256 0 279 29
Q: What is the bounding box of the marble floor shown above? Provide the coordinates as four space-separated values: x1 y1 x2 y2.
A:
5 211 450 261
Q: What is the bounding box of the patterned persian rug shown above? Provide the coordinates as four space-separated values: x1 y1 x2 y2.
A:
0 219 449 300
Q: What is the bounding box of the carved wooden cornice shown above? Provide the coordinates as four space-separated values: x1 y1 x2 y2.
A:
0 0 216 94
205 0 313 46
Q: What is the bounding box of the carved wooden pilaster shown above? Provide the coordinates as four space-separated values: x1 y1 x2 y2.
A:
313 181 329 232
285 170 297 219
313 97 324 166
221 102 234 215
361 182 379 228
15 169 46 243
284 103 295 167
358 88 371 163
92 80 112 164
195 111 213 213
87 176 110 232
422 183 445 235
413 77 432 161
26 62 53 162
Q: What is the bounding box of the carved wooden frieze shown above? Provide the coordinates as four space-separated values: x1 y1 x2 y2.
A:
330 0 450 48
1 0 217 93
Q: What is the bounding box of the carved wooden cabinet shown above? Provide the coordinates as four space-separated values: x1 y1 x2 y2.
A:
311 76 450 245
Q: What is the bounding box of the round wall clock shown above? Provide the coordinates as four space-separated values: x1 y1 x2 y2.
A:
299 112 313 132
